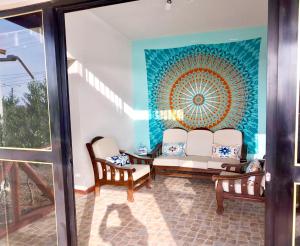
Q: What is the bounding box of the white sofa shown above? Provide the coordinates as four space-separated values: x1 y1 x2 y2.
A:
152 128 244 177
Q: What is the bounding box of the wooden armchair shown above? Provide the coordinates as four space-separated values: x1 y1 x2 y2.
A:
212 160 265 214
86 136 153 202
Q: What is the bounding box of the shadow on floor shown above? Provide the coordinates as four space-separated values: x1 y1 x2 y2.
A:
99 203 148 246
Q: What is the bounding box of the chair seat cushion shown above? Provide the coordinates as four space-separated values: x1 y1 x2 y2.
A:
207 158 240 169
179 156 210 169
153 156 181 166
98 164 150 181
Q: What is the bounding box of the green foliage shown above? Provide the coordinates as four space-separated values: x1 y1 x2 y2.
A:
0 80 51 149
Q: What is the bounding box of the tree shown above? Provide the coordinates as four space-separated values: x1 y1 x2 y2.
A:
0 80 51 149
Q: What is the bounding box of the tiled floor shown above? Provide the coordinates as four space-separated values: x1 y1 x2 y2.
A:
0 176 265 246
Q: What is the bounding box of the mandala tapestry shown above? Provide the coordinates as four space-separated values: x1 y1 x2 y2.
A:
145 38 261 154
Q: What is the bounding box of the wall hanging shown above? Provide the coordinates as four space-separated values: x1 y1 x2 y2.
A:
145 38 261 154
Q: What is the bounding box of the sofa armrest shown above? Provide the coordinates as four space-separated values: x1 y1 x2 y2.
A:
149 143 162 158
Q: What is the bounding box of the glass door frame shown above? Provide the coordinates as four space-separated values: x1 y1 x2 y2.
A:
0 3 77 245
2 0 297 245
55 0 300 245
266 0 300 246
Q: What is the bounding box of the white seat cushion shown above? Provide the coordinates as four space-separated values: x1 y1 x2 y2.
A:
97 164 150 181
153 156 180 166
213 129 243 156
179 156 210 169
163 129 187 144
207 158 240 169
92 138 120 159
186 130 213 156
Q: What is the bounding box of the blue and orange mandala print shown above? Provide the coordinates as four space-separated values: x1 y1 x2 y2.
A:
145 39 261 154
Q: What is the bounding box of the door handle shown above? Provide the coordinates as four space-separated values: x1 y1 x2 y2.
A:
266 172 271 182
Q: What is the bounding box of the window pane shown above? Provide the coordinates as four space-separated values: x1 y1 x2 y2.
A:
0 161 57 246
0 12 51 150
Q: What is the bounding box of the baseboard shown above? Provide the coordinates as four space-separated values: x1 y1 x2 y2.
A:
74 185 95 195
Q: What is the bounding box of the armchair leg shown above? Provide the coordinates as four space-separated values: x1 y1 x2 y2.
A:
152 167 156 180
95 185 100 197
216 191 224 215
146 177 152 189
127 181 134 202
127 188 134 202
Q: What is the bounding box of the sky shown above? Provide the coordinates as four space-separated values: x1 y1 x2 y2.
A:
0 15 47 105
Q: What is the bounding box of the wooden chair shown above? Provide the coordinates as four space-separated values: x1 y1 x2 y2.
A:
86 136 153 202
212 160 265 214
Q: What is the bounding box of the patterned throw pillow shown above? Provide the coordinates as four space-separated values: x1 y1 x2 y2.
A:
162 142 186 157
212 144 240 159
106 153 130 166
245 159 262 185
246 159 262 173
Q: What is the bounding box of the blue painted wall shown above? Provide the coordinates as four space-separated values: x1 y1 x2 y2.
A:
132 27 267 158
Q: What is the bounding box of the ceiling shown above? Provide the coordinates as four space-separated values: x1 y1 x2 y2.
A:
89 0 268 40
0 0 50 11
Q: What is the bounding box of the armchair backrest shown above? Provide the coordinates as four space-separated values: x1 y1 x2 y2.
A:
213 129 243 157
90 137 120 159
163 128 187 144
186 129 213 156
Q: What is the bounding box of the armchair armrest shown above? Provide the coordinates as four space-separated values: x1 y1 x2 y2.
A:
94 158 136 172
212 171 265 181
213 171 265 197
221 161 249 173
149 143 162 158
124 152 153 165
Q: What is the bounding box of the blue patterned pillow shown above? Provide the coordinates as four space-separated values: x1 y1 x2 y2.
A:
246 159 262 185
212 144 240 159
162 142 186 157
246 159 262 173
106 153 130 166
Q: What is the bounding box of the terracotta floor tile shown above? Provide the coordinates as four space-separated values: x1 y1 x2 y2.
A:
0 176 265 245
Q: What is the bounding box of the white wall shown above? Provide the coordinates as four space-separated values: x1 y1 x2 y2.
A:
65 10 134 190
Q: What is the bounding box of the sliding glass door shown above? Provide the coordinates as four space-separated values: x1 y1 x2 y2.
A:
0 8 76 246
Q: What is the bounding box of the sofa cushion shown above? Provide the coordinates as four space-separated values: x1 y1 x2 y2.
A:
153 156 181 166
97 163 150 181
179 155 210 169
213 129 242 156
186 130 213 156
92 137 120 159
207 158 240 169
163 129 187 144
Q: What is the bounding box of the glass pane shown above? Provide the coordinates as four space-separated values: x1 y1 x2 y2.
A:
0 12 51 150
1 161 57 246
